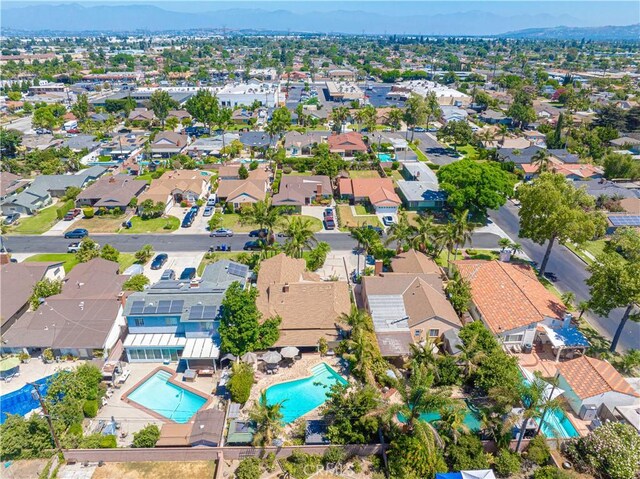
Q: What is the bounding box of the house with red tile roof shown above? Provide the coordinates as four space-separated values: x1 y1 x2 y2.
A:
557 356 640 416
327 132 367 157
339 177 401 214
455 260 572 348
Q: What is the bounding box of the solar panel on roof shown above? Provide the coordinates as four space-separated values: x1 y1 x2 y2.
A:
609 215 640 227
143 303 158 314
203 305 217 319
157 300 171 314
228 263 248 278
169 300 184 313
130 301 145 314
190 305 204 320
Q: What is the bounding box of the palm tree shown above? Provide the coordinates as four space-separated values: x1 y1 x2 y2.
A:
407 339 440 373
387 107 404 132
450 209 474 261
339 307 378 385
515 377 558 452
330 106 349 133
249 391 284 447
282 216 317 259
577 300 590 320
435 403 470 445
534 374 563 437
456 333 485 379
239 199 280 238
410 214 441 255
532 149 551 173
561 291 576 309
498 124 509 146
385 212 415 252
511 242 524 257
216 107 233 154
498 237 513 251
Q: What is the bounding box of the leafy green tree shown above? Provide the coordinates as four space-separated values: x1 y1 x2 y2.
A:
323 382 381 444
148 90 177 128
249 391 284 447
474 350 520 394
123 274 150 292
437 159 515 215
30 279 63 309
72 93 90 121
587 251 640 352
33 106 60 131
208 212 223 232
99 243 119 262
305 241 330 271
239 199 280 237
603 152 640 181
494 449 522 477
387 430 447 479
234 458 261 479
134 244 154 263
0 128 23 157
228 362 255 404
446 433 490 471
518 173 607 275
508 89 536 128
437 120 474 151
404 93 427 141
312 143 345 178
445 269 472 315
75 238 100 263
132 424 160 448
0 414 53 460
218 282 280 355
185 89 219 132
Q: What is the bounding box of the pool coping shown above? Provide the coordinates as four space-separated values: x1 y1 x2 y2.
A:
120 366 213 423
263 362 348 424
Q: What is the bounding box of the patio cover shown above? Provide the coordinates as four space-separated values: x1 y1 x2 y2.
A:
0 357 20 378
181 337 220 360
540 325 590 349
520 367 564 400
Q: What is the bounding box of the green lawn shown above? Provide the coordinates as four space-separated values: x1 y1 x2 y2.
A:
10 204 59 235
389 170 404 181
197 252 246 275
354 205 369 215
566 239 610 265
24 253 136 274
348 170 382 179
119 216 180 234
336 204 381 229
458 144 480 161
409 143 429 162
220 213 323 233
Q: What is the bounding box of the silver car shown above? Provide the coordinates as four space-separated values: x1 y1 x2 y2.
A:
210 228 234 237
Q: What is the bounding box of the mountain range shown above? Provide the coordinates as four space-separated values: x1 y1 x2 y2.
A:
1 3 638 39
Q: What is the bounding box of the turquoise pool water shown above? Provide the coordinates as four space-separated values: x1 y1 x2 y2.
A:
538 407 579 438
419 409 482 431
265 363 348 424
377 153 393 162
127 370 207 423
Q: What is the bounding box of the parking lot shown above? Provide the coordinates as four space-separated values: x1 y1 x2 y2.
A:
143 251 205 283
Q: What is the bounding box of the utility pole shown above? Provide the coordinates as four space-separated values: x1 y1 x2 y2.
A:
29 382 63 454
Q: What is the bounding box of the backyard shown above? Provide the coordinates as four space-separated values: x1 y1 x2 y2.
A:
92 461 217 479
25 252 137 273
9 204 59 235
119 216 180 234
348 170 382 179
336 204 381 229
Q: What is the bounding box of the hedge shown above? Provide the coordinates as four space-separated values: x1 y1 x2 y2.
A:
228 364 254 404
83 399 98 418
56 199 75 220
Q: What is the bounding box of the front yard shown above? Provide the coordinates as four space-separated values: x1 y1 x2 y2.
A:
336 204 381 229
219 213 323 233
565 239 609 265
70 215 130 234
118 216 180 234
91 461 217 479
457 144 480 161
25 253 136 274
9 204 59 235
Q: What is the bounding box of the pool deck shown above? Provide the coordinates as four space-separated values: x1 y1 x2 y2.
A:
0 359 75 395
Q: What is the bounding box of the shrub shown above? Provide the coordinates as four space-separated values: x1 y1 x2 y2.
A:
282 451 322 479
227 362 254 404
82 207 94 218
446 433 490 471
391 160 400 170
68 423 83 436
323 446 347 466
235 457 261 479
99 435 116 449
263 452 276 472
56 199 74 220
526 435 551 466
82 400 98 418
132 424 160 448
306 242 331 271
434 355 462 386
494 449 522 477
533 466 573 479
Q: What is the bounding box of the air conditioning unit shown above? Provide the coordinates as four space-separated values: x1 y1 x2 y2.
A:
579 404 598 420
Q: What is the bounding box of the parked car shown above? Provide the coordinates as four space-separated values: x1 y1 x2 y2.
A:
181 211 195 228
63 209 81 221
64 228 89 239
243 240 265 251
412 127 426 132
203 206 214 217
3 212 20 225
67 242 81 253
206 195 217 206
382 216 395 226
150 254 168 270
179 267 196 281
190 205 200 214
367 225 383 235
160 269 176 281
210 228 233 237
249 228 269 238
323 208 334 218
324 218 336 230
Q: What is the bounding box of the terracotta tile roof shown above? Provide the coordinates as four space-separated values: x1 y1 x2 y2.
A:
340 178 401 206
138 169 209 204
455 260 566 334
391 250 441 275
327 132 367 152
557 356 640 399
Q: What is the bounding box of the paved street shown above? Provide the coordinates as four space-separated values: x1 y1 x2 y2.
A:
490 202 640 351
2 115 33 134
411 132 462 165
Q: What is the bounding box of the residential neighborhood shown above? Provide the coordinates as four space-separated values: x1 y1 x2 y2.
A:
0 5 639 479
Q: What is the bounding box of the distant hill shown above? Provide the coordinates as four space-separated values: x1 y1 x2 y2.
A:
502 24 640 40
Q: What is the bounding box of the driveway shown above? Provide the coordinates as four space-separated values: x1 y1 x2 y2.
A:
301 204 340 233
143 251 205 283
315 250 358 280
169 205 210 235
42 215 83 237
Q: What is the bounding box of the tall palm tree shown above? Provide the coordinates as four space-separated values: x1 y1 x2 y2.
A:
385 212 415 252
407 339 440 373
515 377 561 452
532 149 551 173
410 214 441 255
435 403 470 445
456 333 485 379
498 124 509 146
577 300 590 320
216 107 233 154
239 199 280 238
534 375 563 437
249 391 284 447
330 106 349 133
282 216 317 259
450 209 474 261
339 307 378 385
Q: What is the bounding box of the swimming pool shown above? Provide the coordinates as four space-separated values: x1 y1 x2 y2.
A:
377 153 393 162
126 370 208 423
538 407 579 438
0 375 53 424
419 409 482 431
265 363 348 424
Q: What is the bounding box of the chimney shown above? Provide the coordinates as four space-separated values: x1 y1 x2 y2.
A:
374 260 383 276
282 283 289 293
562 313 572 329
117 291 126 307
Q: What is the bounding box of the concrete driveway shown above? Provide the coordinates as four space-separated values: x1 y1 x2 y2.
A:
301 204 341 233
143 251 205 283
42 215 83 237
170 205 210 235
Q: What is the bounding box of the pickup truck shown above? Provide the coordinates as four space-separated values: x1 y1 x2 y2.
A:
67 240 99 253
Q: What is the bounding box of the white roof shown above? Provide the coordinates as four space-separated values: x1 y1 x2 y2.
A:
368 295 408 332
461 470 496 479
124 333 187 348
182 337 220 359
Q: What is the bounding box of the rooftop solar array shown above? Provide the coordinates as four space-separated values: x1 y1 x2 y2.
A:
609 215 640 227
189 304 218 320
129 299 184 315
228 263 249 278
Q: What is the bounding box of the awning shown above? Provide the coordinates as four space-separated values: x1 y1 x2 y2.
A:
540 325 590 349
123 333 188 348
181 337 220 360
520 367 564 400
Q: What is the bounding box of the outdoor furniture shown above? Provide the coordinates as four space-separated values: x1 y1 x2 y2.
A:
116 369 131 384
280 346 299 359
183 369 197 382
0 357 20 380
261 351 282 364
197 368 214 377
241 352 258 364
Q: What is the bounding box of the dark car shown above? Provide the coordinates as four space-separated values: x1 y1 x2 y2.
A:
181 211 195 228
323 208 334 218
243 240 265 251
64 228 89 239
249 228 269 238
179 267 196 281
367 225 384 235
324 218 336 230
63 209 81 221
3 212 21 225
150 253 168 270
160 269 176 281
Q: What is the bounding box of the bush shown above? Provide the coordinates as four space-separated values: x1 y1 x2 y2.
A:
99 435 117 449
228 362 254 404
533 466 573 479
82 400 98 418
306 242 331 271
132 424 160 448
526 435 551 466
82 207 94 218
323 446 347 466
434 355 462 386
56 199 74 220
68 423 83 436
235 457 261 479
391 160 400 170
263 452 276 472
494 449 522 477
282 451 322 479
446 433 490 471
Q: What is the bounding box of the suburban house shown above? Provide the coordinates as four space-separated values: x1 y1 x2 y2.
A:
272 175 332 210
0 172 30 202
339 177 401 214
479 109 512 125
0 261 65 334
397 162 446 210
440 105 469 123
167 109 191 121
239 132 277 151
76 175 147 210
327 132 367 157
138 169 212 210
128 108 155 122
217 164 271 182
284 131 326 157
556 356 640 418
150 131 189 158
216 179 267 209
361 251 461 357
552 161 604 181
100 134 146 161
0 259 128 359
455 260 589 356
184 134 240 158
1 166 108 215
122 260 249 369
256 254 351 349
156 409 225 447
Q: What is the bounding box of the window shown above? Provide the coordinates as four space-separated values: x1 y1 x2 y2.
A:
203 322 214 331
134 318 144 327
505 334 524 343
164 318 178 326
414 329 421 337
429 329 440 337
129 349 138 360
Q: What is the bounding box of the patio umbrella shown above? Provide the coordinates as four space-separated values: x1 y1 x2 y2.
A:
261 351 282 364
241 352 258 364
280 346 299 359
220 353 237 363
0 357 20 379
